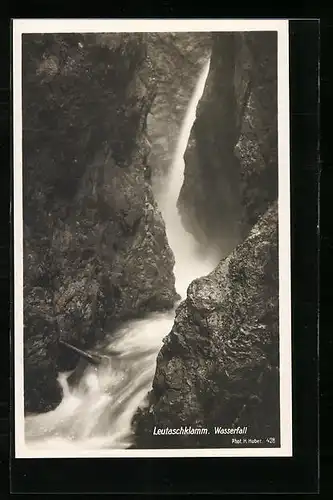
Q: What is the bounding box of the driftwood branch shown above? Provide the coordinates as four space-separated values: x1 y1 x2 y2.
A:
59 339 102 365
59 339 122 366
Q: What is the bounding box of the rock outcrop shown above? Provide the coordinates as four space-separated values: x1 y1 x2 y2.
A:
134 32 279 448
178 32 278 255
23 33 206 413
134 203 279 448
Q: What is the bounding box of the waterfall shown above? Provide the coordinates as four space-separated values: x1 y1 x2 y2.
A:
24 59 216 454
158 58 216 298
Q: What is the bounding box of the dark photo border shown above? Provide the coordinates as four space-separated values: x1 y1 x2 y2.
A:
8 18 319 494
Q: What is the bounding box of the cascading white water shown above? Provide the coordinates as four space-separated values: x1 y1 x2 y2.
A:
25 59 217 453
157 58 217 298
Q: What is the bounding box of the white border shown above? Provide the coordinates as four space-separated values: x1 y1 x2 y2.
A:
13 19 292 459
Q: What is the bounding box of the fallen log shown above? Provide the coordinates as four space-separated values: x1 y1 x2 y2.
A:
59 340 122 388
59 339 121 364
59 339 102 365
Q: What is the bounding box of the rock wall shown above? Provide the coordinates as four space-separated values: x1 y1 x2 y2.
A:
134 32 279 448
22 33 207 413
178 32 278 255
134 204 279 448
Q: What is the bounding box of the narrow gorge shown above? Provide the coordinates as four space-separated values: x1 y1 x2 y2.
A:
134 31 279 448
22 31 279 452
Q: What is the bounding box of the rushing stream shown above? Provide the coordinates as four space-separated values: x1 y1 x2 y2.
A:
25 58 217 453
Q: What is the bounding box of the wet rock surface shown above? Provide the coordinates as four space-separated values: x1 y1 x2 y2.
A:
23 33 202 412
178 32 278 255
134 204 279 448
134 32 279 448
23 31 280 436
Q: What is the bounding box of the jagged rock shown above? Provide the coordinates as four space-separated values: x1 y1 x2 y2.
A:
133 32 279 448
22 33 185 413
134 203 279 448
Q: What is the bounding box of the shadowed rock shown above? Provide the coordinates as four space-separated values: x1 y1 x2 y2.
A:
134 31 279 449
23 33 203 412
134 203 279 448
178 31 278 255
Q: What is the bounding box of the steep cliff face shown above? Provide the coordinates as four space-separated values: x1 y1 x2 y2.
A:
23 33 198 413
134 203 279 448
134 32 279 448
178 32 277 255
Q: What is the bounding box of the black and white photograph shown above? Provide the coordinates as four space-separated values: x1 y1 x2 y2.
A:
13 19 292 458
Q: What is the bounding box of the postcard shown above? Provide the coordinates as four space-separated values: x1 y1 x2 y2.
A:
13 18 292 458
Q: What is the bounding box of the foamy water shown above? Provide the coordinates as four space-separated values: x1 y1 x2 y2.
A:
25 59 217 453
